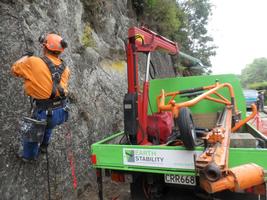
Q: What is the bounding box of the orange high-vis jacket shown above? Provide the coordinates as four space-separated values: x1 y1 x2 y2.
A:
11 53 70 100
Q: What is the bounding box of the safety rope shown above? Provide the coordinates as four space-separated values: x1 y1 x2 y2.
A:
65 124 77 190
12 2 34 114
13 2 29 51
45 146 51 200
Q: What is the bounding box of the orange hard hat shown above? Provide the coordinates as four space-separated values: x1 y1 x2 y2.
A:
40 33 68 52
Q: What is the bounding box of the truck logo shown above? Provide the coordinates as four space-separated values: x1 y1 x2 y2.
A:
124 149 165 164
125 150 135 162
123 148 200 169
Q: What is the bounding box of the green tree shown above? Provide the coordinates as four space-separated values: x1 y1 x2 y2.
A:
241 58 267 87
176 0 216 68
145 0 182 37
132 0 216 75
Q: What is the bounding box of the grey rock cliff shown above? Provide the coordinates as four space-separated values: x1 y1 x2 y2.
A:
0 0 176 199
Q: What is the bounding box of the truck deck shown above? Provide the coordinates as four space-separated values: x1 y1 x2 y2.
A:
92 128 267 174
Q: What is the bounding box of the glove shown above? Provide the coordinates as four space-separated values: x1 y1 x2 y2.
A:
22 50 34 57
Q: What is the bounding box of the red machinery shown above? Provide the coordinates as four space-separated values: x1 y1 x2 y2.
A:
124 27 179 145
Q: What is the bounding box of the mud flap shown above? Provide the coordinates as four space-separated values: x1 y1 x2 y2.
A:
20 117 47 143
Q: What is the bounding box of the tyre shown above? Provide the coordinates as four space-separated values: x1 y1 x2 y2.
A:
130 176 147 200
175 107 197 150
130 175 164 200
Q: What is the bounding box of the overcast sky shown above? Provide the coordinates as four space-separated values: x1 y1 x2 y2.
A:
208 0 267 75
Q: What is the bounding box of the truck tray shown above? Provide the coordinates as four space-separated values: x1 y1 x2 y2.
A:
91 127 267 175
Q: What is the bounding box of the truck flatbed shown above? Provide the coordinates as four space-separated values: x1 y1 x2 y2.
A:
92 128 267 174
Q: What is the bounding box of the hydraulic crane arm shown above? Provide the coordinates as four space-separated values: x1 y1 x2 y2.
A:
128 26 178 54
125 26 204 145
125 27 179 145
127 27 179 94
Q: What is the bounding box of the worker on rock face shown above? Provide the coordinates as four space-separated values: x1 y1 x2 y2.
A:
11 33 70 162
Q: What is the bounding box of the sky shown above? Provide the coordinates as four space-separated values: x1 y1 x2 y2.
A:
208 0 267 75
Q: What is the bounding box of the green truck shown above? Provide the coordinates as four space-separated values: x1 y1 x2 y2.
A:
91 27 267 200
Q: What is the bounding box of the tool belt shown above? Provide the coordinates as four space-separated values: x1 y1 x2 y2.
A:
20 117 47 142
34 97 67 110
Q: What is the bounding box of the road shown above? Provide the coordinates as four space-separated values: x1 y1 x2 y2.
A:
163 187 264 200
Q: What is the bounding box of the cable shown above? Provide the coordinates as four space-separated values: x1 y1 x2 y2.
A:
65 124 77 190
11 2 34 113
12 2 29 51
148 93 154 115
137 121 146 145
119 134 127 144
45 146 51 200
149 60 156 79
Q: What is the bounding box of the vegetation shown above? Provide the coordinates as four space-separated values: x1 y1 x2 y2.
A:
132 0 216 75
177 0 216 68
241 58 267 88
82 24 96 48
248 81 267 90
143 0 181 37
80 0 107 32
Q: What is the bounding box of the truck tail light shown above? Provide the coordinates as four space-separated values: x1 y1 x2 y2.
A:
91 154 97 165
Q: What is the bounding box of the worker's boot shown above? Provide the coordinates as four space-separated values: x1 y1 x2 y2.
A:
16 142 39 163
16 150 37 163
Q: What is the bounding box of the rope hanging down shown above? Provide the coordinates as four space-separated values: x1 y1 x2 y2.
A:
45 147 51 200
65 124 77 190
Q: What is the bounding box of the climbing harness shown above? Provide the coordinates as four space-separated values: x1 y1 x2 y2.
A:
33 55 67 129
41 56 66 99
34 98 67 110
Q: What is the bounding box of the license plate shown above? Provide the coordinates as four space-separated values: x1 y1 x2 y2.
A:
164 174 196 186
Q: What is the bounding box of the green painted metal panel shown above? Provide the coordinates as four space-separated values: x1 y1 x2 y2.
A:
92 132 267 174
93 166 197 176
148 74 246 119
229 148 267 168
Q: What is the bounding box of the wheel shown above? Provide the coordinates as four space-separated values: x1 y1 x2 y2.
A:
175 107 197 150
130 175 164 200
130 175 147 200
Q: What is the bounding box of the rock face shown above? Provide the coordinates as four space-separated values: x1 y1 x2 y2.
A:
0 0 176 199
